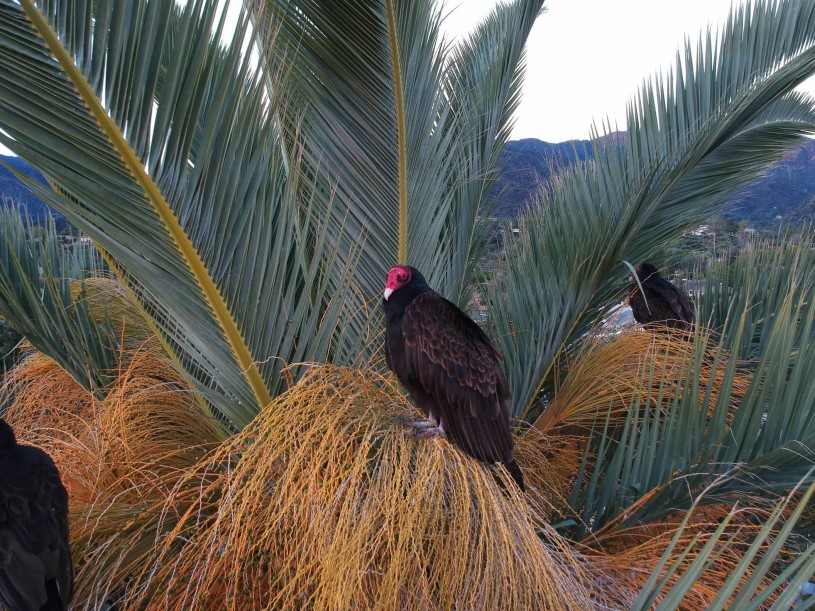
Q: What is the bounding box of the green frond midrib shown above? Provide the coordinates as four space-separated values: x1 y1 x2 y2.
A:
387 0 409 265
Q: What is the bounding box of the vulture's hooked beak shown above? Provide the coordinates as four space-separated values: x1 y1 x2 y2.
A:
383 287 394 300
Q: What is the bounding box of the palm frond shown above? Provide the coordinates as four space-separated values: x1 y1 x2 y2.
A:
3 343 225 503
0 0 354 428
251 0 543 313
631 476 815 610
0 206 122 390
696 233 815 358
487 0 815 418
8 362 605 609
565 237 815 537
427 0 544 303
0 0 546 424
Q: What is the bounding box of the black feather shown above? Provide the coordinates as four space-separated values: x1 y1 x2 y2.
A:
0 419 73 611
383 267 524 491
629 263 695 331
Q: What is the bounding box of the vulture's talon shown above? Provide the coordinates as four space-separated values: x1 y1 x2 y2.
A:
397 418 447 441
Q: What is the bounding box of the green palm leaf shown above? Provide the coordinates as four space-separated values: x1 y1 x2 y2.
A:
633 477 815 610
0 0 544 425
488 0 815 419
0 205 117 390
440 1 542 304
251 0 543 309
566 235 815 538
0 0 352 428
696 235 815 357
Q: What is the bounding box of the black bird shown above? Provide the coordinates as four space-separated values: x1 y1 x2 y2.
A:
628 263 695 331
0 418 73 611
382 265 524 491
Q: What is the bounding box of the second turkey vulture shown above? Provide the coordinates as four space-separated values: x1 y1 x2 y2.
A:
628 263 695 331
382 265 524 491
0 418 73 611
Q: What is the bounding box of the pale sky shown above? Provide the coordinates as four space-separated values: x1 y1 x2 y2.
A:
2 0 815 155
444 0 815 142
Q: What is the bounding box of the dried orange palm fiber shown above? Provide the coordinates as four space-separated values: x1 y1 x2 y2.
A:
4 342 224 505
80 365 613 610
525 328 748 521
535 326 746 436
71 276 153 347
3 350 95 419
513 425 585 521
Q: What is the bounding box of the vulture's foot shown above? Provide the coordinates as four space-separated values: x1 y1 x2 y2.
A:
398 418 447 441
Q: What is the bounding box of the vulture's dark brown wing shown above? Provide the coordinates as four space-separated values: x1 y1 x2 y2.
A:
628 287 650 325
630 278 694 329
645 277 695 326
400 292 514 465
0 447 73 611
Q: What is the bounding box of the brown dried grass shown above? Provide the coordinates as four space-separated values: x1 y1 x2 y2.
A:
0 326 784 610
72 276 153 347
525 327 749 524
581 498 785 610
518 327 774 608
3 342 224 505
535 326 747 435
69 366 609 610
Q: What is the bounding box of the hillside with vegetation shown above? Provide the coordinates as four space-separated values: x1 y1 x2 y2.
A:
7 136 815 230
491 136 815 224
0 155 53 216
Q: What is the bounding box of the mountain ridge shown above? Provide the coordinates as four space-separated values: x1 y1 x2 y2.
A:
0 156 58 216
4 138 815 227
490 136 815 224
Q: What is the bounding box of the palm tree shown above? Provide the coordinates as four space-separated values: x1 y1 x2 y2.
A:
0 0 815 607
0 0 542 430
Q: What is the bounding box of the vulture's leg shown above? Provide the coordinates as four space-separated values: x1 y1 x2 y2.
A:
397 416 447 440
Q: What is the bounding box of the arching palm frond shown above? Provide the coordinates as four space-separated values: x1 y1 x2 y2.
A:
250 0 543 311
487 0 815 418
0 0 546 425
0 0 354 428
696 234 815 358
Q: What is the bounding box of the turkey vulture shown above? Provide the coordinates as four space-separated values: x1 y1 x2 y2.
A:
628 263 695 331
0 418 73 611
382 265 524 491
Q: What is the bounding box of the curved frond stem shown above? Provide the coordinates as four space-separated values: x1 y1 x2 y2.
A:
387 0 409 264
19 0 273 411
97 248 218 423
